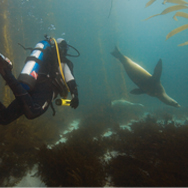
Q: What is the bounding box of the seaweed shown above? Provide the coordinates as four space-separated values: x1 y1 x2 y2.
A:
1 104 188 187
0 116 60 186
145 0 188 46
37 143 107 187
106 115 188 187
36 111 113 187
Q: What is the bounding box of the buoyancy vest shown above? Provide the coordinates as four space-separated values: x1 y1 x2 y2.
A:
18 39 74 94
51 56 74 99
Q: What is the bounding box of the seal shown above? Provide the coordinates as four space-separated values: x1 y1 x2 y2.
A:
111 46 180 108
111 99 144 108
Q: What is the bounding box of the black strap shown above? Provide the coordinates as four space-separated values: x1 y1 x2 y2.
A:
32 47 46 53
50 102 56 116
24 56 44 65
18 43 48 54
18 43 33 52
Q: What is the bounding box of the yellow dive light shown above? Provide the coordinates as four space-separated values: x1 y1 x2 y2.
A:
55 99 71 106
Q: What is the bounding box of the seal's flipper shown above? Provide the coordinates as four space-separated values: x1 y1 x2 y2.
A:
152 59 162 82
130 88 146 95
111 46 123 59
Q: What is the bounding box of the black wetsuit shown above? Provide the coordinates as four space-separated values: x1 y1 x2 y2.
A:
0 74 54 125
0 43 76 125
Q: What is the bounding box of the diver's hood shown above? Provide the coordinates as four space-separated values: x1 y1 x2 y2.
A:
57 38 65 44
56 38 80 57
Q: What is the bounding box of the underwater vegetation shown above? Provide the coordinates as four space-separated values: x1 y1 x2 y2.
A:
37 141 107 187
108 0 113 18
145 0 188 46
106 115 188 186
0 116 60 186
1 107 188 186
37 112 188 187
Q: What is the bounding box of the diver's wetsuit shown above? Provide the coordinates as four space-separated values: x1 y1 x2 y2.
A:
0 49 76 125
0 71 54 125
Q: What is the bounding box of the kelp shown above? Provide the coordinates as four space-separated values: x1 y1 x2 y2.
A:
163 0 188 5
0 117 60 187
166 24 188 40
173 11 188 20
108 0 113 18
106 115 188 186
146 0 188 7
161 5 188 14
37 142 108 187
144 13 160 21
1 104 188 186
145 0 188 46
178 40 188 46
145 0 156 8
36 110 188 187
144 5 188 21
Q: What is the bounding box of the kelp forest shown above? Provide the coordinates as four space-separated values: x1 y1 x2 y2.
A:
145 0 188 46
1 110 188 186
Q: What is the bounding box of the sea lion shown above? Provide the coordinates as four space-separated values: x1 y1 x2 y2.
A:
111 46 180 108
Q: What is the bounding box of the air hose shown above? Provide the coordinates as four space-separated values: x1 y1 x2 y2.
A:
51 38 70 92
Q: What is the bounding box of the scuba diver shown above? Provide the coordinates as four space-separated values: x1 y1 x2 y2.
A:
0 35 79 125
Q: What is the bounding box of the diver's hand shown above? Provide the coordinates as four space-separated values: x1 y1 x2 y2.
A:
70 94 79 109
0 53 13 76
67 80 79 109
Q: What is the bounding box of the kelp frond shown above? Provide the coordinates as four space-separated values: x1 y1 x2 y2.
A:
178 41 188 46
144 5 188 20
144 14 160 21
161 5 188 14
145 0 156 8
163 0 188 5
146 0 188 7
166 24 188 40
173 11 188 20
145 0 188 46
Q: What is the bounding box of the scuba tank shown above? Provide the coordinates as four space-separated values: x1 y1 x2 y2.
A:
17 35 80 109
18 40 51 91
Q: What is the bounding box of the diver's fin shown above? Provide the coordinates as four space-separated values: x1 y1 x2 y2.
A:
152 59 162 82
110 46 123 59
130 88 146 95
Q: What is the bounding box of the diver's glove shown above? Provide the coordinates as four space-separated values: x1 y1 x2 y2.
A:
0 53 13 76
67 80 79 109
70 94 79 109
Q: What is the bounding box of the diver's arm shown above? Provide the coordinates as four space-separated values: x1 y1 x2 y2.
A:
63 63 79 109
63 63 74 82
